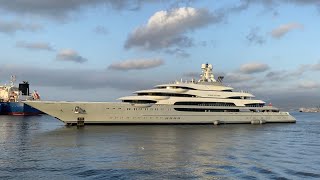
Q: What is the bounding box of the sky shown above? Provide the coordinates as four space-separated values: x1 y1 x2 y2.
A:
0 0 320 109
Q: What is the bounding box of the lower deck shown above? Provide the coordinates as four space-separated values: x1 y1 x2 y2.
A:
25 102 296 125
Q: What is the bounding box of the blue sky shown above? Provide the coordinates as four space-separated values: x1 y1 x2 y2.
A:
0 0 319 109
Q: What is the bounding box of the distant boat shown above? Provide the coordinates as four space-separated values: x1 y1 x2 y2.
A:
299 106 320 113
0 76 42 116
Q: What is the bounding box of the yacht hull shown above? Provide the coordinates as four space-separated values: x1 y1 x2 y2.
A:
25 101 296 125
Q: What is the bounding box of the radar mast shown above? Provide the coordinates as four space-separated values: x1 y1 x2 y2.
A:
198 63 216 83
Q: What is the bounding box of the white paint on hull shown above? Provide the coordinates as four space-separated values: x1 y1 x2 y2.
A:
25 101 296 125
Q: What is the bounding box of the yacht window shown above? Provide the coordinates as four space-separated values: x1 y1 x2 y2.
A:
156 86 196 90
229 97 242 99
122 100 156 104
137 93 194 97
245 103 264 107
174 108 239 112
174 86 196 90
174 102 236 106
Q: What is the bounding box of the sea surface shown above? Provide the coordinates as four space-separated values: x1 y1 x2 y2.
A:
0 112 319 179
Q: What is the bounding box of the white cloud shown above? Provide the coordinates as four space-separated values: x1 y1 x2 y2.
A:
108 58 164 71
240 63 270 74
125 7 219 50
271 23 303 39
16 41 54 51
56 49 87 63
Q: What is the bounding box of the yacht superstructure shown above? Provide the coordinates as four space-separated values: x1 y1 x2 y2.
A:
26 64 295 125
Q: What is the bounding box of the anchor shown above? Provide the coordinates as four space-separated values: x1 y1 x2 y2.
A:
74 106 86 114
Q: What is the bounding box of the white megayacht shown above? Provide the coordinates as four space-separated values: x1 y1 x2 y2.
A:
26 63 296 125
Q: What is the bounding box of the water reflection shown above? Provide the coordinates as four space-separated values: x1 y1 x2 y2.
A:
0 113 319 179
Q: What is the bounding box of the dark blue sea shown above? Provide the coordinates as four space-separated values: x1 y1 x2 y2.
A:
0 112 319 179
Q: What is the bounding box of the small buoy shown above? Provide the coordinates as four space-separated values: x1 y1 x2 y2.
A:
140 147 144 150
259 120 266 124
251 120 260 125
213 120 220 125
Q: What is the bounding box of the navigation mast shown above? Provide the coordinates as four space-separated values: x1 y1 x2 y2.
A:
199 63 216 83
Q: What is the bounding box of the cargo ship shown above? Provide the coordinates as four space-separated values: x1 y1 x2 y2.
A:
0 76 42 116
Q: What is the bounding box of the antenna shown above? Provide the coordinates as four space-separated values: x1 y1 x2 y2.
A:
10 75 16 87
217 76 224 83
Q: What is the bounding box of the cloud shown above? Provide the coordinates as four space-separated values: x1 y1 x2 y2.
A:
240 63 270 74
56 49 87 63
1 0 318 21
0 0 196 20
108 58 164 71
0 64 162 91
265 70 289 80
94 25 108 35
183 72 199 78
298 81 320 89
246 27 266 45
265 70 303 81
287 0 320 5
225 73 253 83
0 19 42 34
226 62 320 94
35 1 313 21
124 7 220 51
0 0 132 19
226 0 320 13
164 48 191 58
292 62 320 73
16 41 54 51
310 61 320 71
271 23 303 39
265 61 320 81
272 0 320 8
